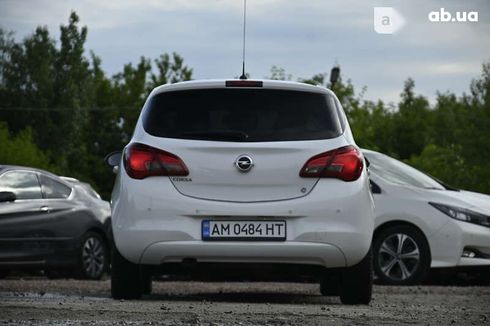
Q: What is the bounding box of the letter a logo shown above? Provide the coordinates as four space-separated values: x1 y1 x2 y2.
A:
374 7 405 34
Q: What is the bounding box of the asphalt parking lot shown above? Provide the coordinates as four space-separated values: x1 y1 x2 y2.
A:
0 278 489 325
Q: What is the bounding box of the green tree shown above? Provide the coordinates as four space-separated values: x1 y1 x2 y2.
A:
112 56 152 142
1 14 488 197
53 12 94 180
462 63 490 165
300 73 326 86
407 144 468 188
0 26 57 135
150 52 193 88
268 65 292 81
0 122 56 172
390 78 431 160
0 12 194 198
82 53 123 198
0 12 93 176
114 52 193 142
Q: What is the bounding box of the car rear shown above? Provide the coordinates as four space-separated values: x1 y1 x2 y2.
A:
110 79 375 303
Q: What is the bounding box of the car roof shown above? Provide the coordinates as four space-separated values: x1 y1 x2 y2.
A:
60 176 80 183
61 176 95 190
150 79 334 97
0 165 66 181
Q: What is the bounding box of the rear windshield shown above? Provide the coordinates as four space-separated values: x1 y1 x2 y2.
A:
142 89 342 142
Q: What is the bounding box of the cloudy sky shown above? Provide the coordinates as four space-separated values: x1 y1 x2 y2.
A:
0 0 488 103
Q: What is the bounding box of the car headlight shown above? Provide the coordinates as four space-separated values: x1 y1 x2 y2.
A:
429 202 490 227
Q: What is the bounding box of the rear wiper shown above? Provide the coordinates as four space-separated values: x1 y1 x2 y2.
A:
180 130 249 141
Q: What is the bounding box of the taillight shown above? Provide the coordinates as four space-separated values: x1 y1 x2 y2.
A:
299 146 363 181
124 143 189 179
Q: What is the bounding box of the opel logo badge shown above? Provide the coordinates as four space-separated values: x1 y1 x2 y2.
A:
235 155 254 173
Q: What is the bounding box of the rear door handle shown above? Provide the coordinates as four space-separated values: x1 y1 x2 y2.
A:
40 206 50 213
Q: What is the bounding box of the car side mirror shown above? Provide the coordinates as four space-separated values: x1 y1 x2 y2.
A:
105 151 122 167
105 151 122 174
0 191 16 203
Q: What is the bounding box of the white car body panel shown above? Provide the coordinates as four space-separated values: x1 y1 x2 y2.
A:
112 169 374 267
127 135 349 202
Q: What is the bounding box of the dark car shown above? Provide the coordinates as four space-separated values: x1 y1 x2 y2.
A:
0 165 111 279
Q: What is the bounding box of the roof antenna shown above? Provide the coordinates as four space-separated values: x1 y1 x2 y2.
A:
239 0 248 80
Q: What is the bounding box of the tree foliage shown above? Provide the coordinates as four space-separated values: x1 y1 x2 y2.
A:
0 12 193 198
0 12 489 197
268 63 490 194
0 122 55 172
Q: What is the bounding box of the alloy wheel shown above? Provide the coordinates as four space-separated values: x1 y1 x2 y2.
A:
82 236 105 278
378 233 420 281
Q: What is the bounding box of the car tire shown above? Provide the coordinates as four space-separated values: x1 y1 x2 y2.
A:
141 268 153 295
339 248 373 305
76 232 108 280
373 225 431 285
111 245 142 299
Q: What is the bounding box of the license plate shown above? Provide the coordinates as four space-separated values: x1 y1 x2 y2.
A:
202 220 286 241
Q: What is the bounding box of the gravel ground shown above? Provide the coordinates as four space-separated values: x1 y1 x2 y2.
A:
0 279 489 325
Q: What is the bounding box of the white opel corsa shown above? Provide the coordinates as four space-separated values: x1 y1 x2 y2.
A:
108 79 375 303
364 149 490 285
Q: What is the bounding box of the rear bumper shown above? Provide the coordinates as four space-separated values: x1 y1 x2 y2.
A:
111 171 375 268
141 241 346 267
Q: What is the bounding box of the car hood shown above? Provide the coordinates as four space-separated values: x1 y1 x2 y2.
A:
409 187 490 215
370 172 490 215
448 190 490 214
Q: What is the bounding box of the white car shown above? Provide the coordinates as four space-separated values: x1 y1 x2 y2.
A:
364 149 490 285
107 79 375 303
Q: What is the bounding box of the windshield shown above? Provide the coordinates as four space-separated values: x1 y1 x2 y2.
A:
365 152 444 190
142 89 342 142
